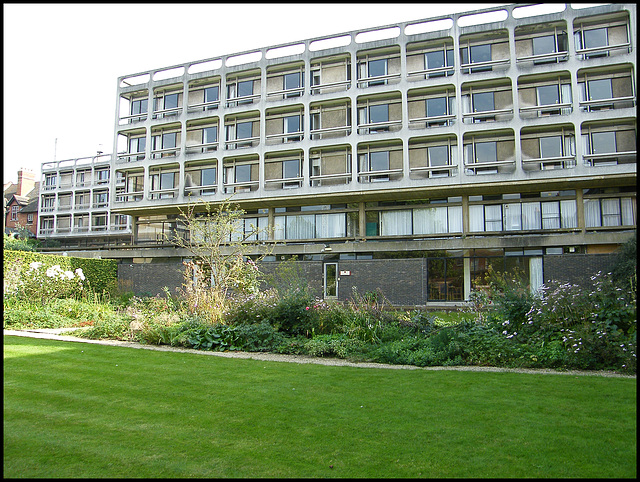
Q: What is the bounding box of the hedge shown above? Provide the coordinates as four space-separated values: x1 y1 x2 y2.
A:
3 250 118 294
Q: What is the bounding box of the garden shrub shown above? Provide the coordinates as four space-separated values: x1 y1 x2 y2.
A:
304 334 365 358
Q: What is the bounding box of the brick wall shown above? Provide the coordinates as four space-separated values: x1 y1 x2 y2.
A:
337 258 426 305
543 254 617 287
117 259 185 297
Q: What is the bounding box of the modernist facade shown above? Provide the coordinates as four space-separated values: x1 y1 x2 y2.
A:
37 154 132 248
42 3 637 305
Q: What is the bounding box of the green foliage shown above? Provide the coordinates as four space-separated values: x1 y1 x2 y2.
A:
611 231 636 291
3 233 38 251
304 334 365 358
3 249 117 297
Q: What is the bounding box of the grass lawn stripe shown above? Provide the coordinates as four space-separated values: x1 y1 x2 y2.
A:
4 335 636 478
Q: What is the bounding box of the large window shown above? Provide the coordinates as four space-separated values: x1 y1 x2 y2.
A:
284 72 301 97
131 98 148 116
532 32 568 64
461 43 492 72
426 97 448 117
360 151 390 182
474 141 497 163
427 256 464 301
425 49 454 77
469 199 577 232
367 58 388 85
284 115 301 141
584 197 636 228
129 136 146 160
204 86 219 104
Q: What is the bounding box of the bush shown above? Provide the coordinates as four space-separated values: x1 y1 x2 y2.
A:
304 334 365 358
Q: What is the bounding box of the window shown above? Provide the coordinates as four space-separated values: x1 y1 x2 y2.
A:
93 191 108 206
584 198 632 228
10 205 18 221
590 131 616 154
164 93 179 115
426 97 447 117
27 214 33 224
427 145 450 177
540 136 563 158
368 59 388 85
284 115 301 141
532 32 567 64
475 141 497 163
129 137 146 160
203 126 217 145
44 174 56 189
462 43 492 72
201 167 217 187
131 98 148 117
236 121 253 140
284 72 301 97
235 165 251 184
204 86 219 105
472 92 494 113
587 79 613 101
425 49 454 77
283 159 300 179
360 151 390 182
584 28 608 50
380 210 412 236
537 84 560 106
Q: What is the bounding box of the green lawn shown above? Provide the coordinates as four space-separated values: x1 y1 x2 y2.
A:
3 335 636 478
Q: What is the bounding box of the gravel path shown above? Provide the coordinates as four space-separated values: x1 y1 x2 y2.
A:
4 328 635 378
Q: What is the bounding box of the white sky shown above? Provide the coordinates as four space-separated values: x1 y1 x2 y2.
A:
3 3 509 184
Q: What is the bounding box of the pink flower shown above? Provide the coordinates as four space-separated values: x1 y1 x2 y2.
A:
305 306 310 310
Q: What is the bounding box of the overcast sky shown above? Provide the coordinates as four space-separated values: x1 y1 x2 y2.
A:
3 3 512 184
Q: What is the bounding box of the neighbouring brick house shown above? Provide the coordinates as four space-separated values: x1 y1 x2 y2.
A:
4 169 40 238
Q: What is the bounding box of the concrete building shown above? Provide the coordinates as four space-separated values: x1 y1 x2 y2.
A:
43 3 637 304
37 154 132 248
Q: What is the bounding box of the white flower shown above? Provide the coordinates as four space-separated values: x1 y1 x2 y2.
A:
64 270 75 280
75 268 85 281
29 261 43 270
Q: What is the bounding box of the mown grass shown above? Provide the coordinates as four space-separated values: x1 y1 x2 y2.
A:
3 335 637 478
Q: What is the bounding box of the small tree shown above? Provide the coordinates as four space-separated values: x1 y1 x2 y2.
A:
167 197 272 322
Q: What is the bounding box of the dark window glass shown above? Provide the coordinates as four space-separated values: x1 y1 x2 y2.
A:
532 35 556 55
587 79 613 100
370 151 389 171
238 80 254 97
369 104 389 123
204 127 217 144
131 98 148 115
470 44 491 63
472 92 494 112
162 132 177 148
584 28 608 49
283 159 299 179
160 172 174 189
368 59 387 78
428 145 449 166
540 136 563 158
164 93 178 110
284 115 300 133
475 141 497 163
201 168 216 186
426 97 447 117
591 132 616 154
236 122 253 139
425 50 445 70
204 86 219 103
284 72 300 90
235 164 251 183
537 84 560 105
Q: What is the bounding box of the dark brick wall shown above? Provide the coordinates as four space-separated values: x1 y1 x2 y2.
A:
543 254 617 287
259 261 324 298
337 259 426 305
117 260 185 297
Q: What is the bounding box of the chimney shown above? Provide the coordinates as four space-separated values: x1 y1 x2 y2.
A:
16 169 36 197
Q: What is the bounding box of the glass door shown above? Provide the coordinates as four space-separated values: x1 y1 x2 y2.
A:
324 263 338 299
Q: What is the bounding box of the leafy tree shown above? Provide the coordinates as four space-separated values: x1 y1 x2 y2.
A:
611 231 636 291
167 197 272 322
